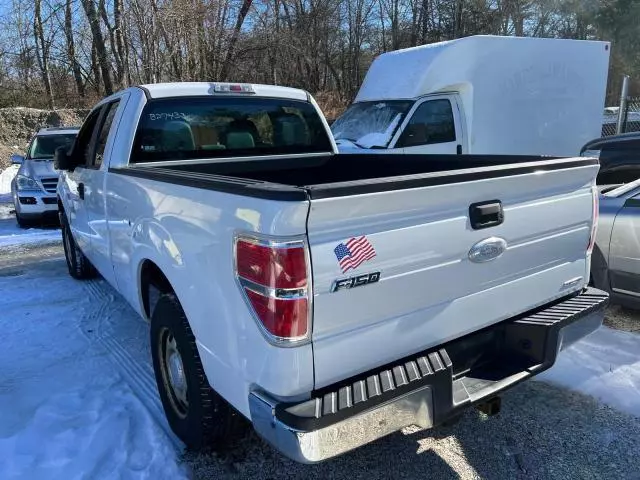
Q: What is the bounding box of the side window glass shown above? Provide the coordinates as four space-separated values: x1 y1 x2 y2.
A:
75 110 102 166
398 99 456 148
92 101 120 168
597 141 640 185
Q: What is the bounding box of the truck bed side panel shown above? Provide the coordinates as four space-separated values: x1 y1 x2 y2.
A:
104 171 313 416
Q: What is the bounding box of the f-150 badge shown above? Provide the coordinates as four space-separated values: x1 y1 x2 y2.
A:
334 236 376 273
332 272 381 292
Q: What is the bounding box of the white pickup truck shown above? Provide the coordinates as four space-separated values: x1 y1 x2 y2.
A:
56 82 608 463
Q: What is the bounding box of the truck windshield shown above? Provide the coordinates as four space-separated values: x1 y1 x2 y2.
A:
331 100 413 148
131 97 332 162
29 134 77 160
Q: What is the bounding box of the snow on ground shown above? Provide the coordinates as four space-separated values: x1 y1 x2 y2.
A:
540 326 640 417
0 225 187 479
0 208 61 249
0 164 61 248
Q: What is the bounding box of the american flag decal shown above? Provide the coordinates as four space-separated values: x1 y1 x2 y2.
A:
333 236 377 273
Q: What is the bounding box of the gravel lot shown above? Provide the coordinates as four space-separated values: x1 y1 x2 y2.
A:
605 305 640 334
184 381 640 479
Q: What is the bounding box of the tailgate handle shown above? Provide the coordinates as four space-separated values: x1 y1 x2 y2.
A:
469 200 503 230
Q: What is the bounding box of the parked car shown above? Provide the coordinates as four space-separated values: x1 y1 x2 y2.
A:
332 35 610 157
11 126 79 227
55 82 607 463
581 133 640 306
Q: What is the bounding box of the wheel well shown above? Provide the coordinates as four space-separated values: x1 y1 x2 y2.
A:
140 260 174 319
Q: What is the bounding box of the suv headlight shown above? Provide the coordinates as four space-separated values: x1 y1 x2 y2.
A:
16 174 40 191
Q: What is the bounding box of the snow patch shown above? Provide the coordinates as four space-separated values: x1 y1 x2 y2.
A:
0 260 188 479
540 326 640 417
0 165 18 194
0 206 61 248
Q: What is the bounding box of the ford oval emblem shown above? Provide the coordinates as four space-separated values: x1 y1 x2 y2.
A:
468 237 507 263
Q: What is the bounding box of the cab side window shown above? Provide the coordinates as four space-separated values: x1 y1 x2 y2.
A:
91 101 120 169
74 109 102 166
397 99 456 148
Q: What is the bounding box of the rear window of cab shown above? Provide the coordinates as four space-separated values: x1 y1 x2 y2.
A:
130 97 332 163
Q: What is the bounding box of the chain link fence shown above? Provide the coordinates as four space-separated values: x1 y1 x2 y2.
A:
602 76 640 137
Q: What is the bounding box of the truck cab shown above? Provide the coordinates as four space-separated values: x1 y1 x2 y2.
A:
332 35 610 157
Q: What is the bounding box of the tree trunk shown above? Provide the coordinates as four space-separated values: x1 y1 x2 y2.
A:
81 0 114 95
33 0 54 109
220 0 253 80
453 0 464 38
65 0 85 97
113 0 129 84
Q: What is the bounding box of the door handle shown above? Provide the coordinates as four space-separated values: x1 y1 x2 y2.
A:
469 200 503 230
78 182 85 200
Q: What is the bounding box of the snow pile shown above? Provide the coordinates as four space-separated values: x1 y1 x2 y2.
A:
0 260 188 479
0 165 18 195
540 326 640 417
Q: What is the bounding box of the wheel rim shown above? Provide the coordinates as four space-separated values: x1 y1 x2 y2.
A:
159 328 189 418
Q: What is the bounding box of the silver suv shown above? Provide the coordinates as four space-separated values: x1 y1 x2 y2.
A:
10 127 79 227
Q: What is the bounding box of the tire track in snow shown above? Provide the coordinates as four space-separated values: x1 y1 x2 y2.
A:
78 278 183 449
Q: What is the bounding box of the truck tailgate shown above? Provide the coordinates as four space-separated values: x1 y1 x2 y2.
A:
307 162 598 388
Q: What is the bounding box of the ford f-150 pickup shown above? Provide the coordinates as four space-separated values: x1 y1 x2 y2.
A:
55 82 608 463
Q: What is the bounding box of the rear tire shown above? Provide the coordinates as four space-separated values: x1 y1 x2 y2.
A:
150 293 245 451
61 213 96 280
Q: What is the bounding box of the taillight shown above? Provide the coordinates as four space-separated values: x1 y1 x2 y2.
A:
587 185 599 255
234 235 310 343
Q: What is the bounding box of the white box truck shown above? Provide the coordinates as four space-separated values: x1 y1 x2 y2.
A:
331 35 610 156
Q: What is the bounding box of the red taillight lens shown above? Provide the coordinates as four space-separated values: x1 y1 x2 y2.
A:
587 186 599 254
235 239 307 289
235 236 310 342
245 290 308 337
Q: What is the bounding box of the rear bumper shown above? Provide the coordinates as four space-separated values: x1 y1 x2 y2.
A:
249 287 608 463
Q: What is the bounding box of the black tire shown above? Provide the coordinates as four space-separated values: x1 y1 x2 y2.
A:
590 246 611 294
61 213 96 280
150 293 245 451
16 213 33 229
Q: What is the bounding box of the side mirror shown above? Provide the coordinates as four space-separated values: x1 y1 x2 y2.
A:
54 146 74 171
10 154 24 165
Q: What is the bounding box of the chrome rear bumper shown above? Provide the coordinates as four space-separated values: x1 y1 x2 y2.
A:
249 288 608 463
250 385 433 463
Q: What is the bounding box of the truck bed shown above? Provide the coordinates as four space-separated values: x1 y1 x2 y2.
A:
108 152 599 388
112 153 597 200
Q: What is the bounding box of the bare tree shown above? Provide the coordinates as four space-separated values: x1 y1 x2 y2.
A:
0 0 638 109
220 0 254 80
33 0 54 108
81 0 114 94
64 0 85 97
